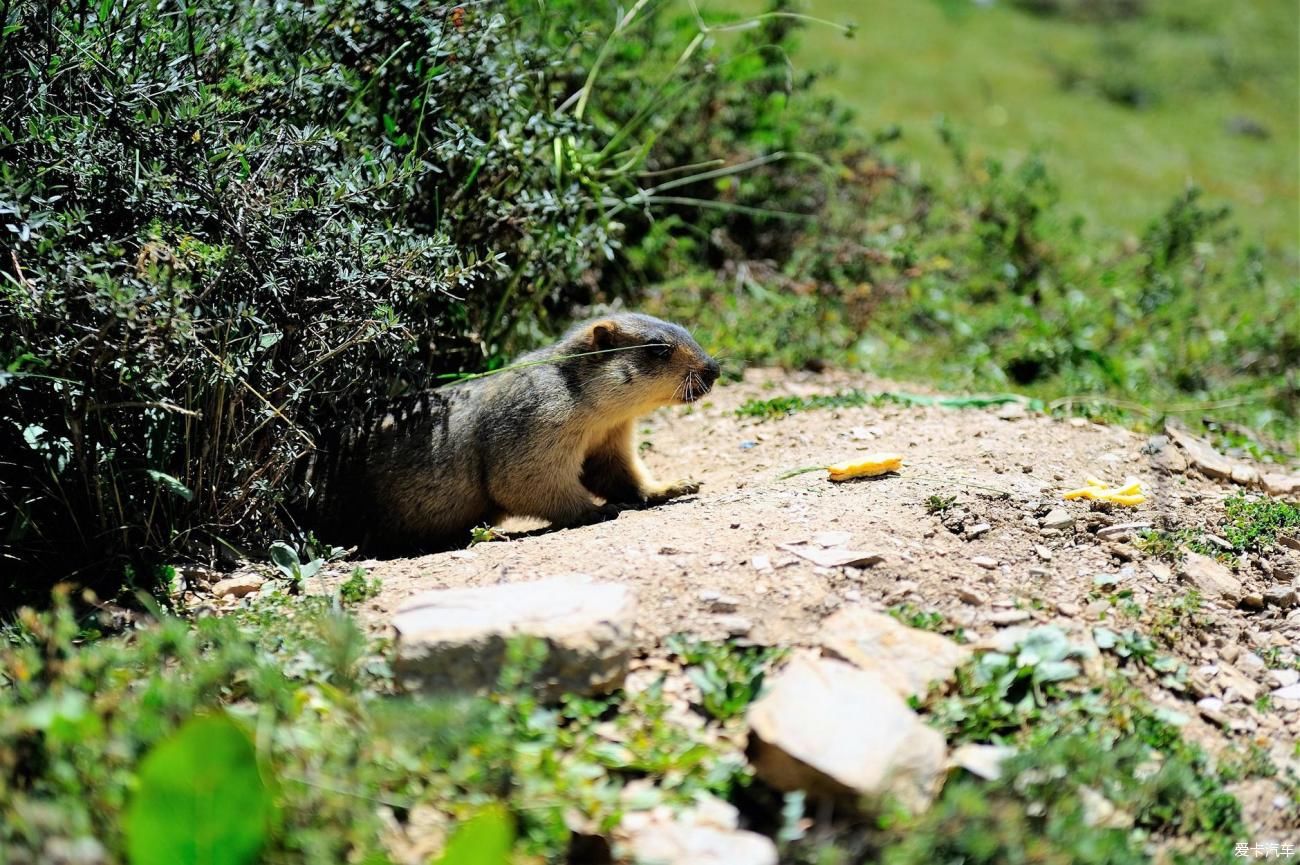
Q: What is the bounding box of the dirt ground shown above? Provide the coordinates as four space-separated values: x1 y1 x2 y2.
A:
313 368 1300 831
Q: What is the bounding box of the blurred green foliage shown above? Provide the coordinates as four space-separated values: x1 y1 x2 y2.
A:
0 590 753 862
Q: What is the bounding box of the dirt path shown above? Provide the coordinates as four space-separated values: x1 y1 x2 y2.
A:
326 368 1299 830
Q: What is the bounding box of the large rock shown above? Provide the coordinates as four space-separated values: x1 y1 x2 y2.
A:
1179 552 1243 604
1262 471 1300 500
819 607 969 700
392 576 636 696
746 653 946 812
1165 426 1236 481
617 797 777 865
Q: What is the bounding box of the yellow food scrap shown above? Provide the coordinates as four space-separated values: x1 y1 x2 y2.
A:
1063 476 1146 506
826 452 904 482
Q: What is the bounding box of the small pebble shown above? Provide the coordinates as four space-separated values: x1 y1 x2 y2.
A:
1034 545 1053 561
1041 508 1074 531
972 556 999 570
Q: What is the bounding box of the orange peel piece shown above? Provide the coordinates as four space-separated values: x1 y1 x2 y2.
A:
1062 476 1146 506
826 452 904 482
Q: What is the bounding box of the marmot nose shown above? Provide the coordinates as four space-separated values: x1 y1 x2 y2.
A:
702 359 720 385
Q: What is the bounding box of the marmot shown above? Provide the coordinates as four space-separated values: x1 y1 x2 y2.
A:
314 313 720 553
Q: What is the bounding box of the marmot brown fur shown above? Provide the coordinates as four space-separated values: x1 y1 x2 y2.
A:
313 313 720 553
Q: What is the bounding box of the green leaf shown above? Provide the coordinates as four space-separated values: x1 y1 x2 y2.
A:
125 713 276 865
145 470 194 502
1092 627 1118 650
1033 660 1081 684
268 541 301 580
432 805 514 865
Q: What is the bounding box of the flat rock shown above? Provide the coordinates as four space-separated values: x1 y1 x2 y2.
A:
618 800 776 865
747 653 946 812
392 576 636 696
1041 508 1074 531
212 574 265 599
1096 522 1153 541
1216 663 1260 704
971 556 999 570
1263 586 1298 608
819 607 969 700
1267 669 1300 689
1179 552 1242 603
1272 683 1300 701
1165 426 1236 481
778 543 884 569
1262 472 1300 500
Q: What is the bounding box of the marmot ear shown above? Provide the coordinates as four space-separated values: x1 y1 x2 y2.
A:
587 320 619 350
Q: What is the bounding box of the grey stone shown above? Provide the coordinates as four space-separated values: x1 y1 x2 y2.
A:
965 523 992 540
1096 522 1153 541
1041 508 1075 531
392 576 636 696
618 799 777 865
777 543 885 569
1144 435 1188 474
1272 683 1300 701
1267 669 1300 689
971 556 999 570
1165 426 1236 481
1217 664 1260 704
1263 586 1298 608
988 610 1032 626
747 653 946 812
1179 552 1243 603
714 615 754 637
820 607 969 700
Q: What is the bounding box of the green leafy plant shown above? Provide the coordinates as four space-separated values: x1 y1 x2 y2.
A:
887 602 947 634
924 494 959 515
338 568 381 605
929 626 1086 742
1219 495 1300 552
666 636 785 721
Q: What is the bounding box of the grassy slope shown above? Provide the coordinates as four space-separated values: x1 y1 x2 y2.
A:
791 0 1299 257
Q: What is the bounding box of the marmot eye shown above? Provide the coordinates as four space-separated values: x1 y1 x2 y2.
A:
653 343 672 359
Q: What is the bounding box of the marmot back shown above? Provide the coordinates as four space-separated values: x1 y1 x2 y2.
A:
313 313 720 554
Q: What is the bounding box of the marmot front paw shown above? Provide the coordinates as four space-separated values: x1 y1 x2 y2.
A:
642 479 700 504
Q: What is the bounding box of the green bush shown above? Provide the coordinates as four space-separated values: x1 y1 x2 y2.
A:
0 0 849 603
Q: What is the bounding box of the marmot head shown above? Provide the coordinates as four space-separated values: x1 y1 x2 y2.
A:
564 313 721 409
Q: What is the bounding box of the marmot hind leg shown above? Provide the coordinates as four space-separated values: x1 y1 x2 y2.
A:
581 422 699 505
